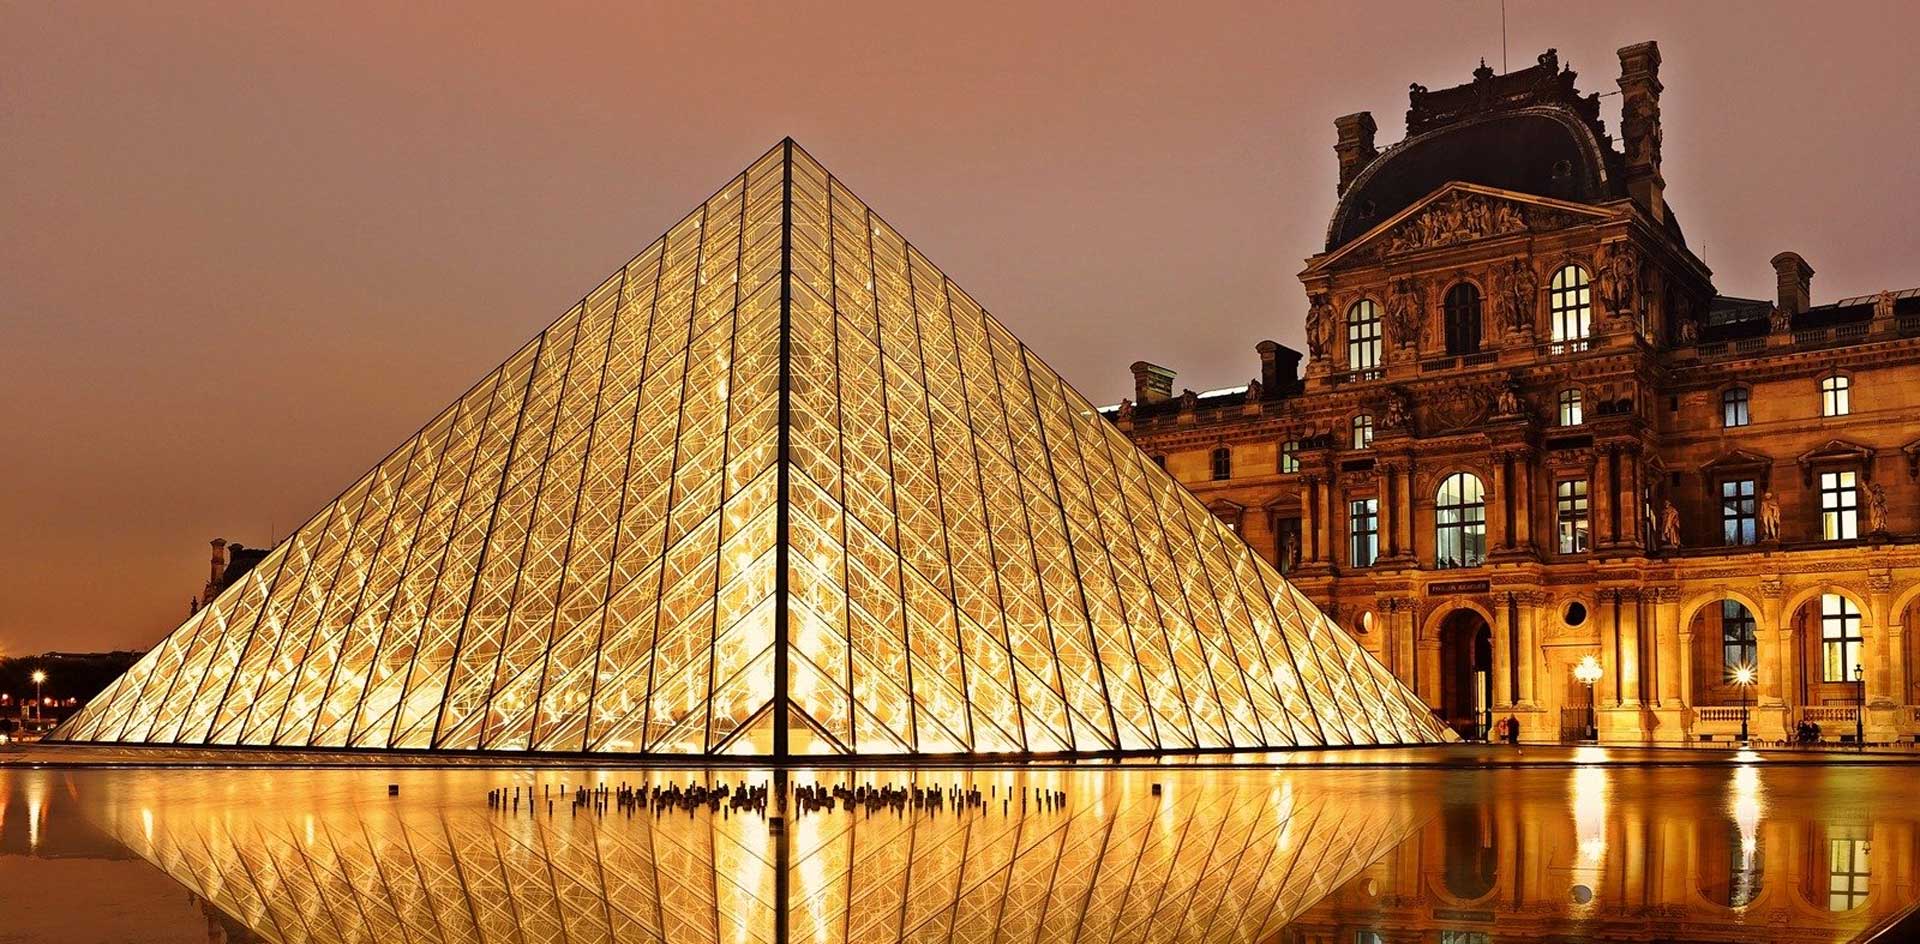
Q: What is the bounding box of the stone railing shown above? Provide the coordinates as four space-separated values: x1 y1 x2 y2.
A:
1800 706 1860 724
1695 707 1747 723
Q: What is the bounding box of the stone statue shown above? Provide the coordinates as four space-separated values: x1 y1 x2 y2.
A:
1660 500 1682 549
1500 258 1538 336
1676 316 1699 345
1245 379 1263 403
1770 305 1792 334
1380 387 1413 431
1116 398 1134 424
1495 375 1524 416
1387 279 1424 348
1306 294 1334 360
1869 482 1890 533
1600 242 1638 315
1178 388 1198 413
1760 491 1781 541
1279 529 1298 572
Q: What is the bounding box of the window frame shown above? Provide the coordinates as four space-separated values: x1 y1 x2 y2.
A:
1549 264 1593 354
1555 478 1590 554
1434 471 1488 569
1820 593 1863 683
1819 469 1859 540
1349 497 1379 568
1722 386 1751 428
1346 299 1384 373
1721 477 1758 546
1442 281 1483 356
1209 445 1232 481
1279 439 1300 474
1720 600 1757 675
1821 374 1851 417
1828 837 1871 912
1351 414 1374 449
1557 388 1584 426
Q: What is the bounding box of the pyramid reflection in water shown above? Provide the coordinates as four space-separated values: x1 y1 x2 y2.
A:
89 769 1415 944
54 141 1445 756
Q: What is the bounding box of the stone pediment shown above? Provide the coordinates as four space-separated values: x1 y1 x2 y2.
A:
1313 183 1612 270
1701 448 1774 479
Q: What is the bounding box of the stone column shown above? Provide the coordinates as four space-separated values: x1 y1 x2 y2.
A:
1677 629 1696 708
1618 446 1643 547
1419 637 1443 709
1301 475 1321 562
1321 476 1339 566
1655 587 1682 706
1589 451 1611 549
1380 465 1399 558
1393 600 1418 686
1514 452 1535 550
1397 469 1417 559
1516 593 1540 706
1868 573 1894 708
1757 579 1786 707
1493 596 1515 709
1618 590 1643 707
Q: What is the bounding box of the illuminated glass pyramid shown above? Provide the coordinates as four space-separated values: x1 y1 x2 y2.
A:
53 141 1447 756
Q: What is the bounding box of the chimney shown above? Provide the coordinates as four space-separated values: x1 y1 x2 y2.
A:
209 537 228 587
1129 361 1177 404
1616 41 1665 222
1333 112 1379 196
1771 252 1814 315
1256 340 1304 395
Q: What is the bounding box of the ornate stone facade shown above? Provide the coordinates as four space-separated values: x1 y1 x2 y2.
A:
1112 42 1920 744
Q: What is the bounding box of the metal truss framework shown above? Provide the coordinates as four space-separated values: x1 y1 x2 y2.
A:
54 140 1446 757
92 769 1416 944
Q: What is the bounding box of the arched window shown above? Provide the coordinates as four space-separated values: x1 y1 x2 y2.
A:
1351 414 1374 449
1720 601 1757 676
1346 300 1383 372
1435 472 1487 569
1557 388 1584 426
1723 387 1751 427
1820 593 1863 682
1549 265 1592 353
1443 282 1483 355
1210 446 1232 481
1821 374 1850 417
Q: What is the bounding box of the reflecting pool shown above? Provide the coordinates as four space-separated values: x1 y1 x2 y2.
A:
0 754 1913 942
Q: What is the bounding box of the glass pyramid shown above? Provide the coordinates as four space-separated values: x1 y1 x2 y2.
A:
52 140 1448 756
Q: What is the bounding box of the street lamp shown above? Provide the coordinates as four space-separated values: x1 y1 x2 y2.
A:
30 670 46 724
1574 655 1603 742
1732 664 1756 743
1854 663 1865 748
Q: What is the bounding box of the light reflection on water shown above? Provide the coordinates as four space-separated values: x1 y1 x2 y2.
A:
0 759 1913 943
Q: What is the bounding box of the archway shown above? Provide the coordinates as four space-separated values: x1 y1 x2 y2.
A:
1437 608 1493 739
1788 590 1870 742
1687 598 1760 707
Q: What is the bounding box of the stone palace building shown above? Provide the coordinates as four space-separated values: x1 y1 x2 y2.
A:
1110 42 1920 744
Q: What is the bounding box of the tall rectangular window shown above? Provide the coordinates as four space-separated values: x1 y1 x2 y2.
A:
1721 478 1758 546
1556 478 1589 553
1820 593 1863 683
1549 265 1592 354
1557 389 1584 426
1821 375 1851 417
1721 600 1757 673
1347 300 1383 373
1351 415 1374 449
1210 446 1232 481
1279 439 1300 474
1723 387 1751 427
1349 498 1379 568
1820 470 1858 540
1828 838 1871 912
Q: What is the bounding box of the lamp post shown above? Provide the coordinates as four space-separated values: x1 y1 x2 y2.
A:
30 670 46 725
1732 665 1755 743
1574 655 1603 742
1854 663 1865 748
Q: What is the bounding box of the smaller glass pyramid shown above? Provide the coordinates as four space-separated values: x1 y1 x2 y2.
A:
52 140 1449 756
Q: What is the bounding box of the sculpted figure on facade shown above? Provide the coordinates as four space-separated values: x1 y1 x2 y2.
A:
1385 191 1527 254
1380 386 1413 432
1869 482 1890 533
1599 241 1639 316
1660 500 1682 548
1495 374 1524 416
1770 305 1792 334
1245 379 1263 403
1305 293 1334 360
1387 279 1424 348
1116 398 1134 424
1499 258 1538 336
1760 491 1781 541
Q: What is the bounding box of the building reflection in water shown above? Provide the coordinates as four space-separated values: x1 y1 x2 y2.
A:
1277 762 1917 944
75 767 1417 944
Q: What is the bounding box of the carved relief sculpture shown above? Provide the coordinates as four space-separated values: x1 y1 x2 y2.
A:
1306 293 1334 360
1379 386 1413 432
1499 258 1538 336
1384 191 1527 255
1495 373 1524 416
1387 278 1424 349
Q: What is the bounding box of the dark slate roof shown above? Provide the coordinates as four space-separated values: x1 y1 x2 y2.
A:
1326 50 1633 252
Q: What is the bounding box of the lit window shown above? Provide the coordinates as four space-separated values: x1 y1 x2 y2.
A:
1550 265 1592 353
1557 389 1584 426
1721 600 1757 675
1210 446 1231 481
1444 282 1482 356
1828 838 1871 911
1556 478 1589 553
1351 414 1374 449
1723 387 1750 427
1349 498 1379 568
1821 375 1850 417
1820 593 1863 683
1435 472 1487 569
1820 470 1858 540
1347 300 1383 372
1722 479 1758 546
1279 439 1300 474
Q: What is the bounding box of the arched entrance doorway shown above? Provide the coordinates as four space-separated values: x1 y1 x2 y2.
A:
1437 608 1493 739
